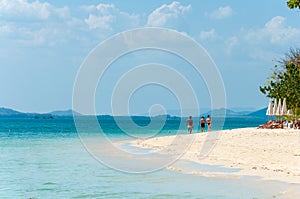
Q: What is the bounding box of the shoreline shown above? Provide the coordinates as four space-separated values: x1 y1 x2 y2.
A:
130 127 300 184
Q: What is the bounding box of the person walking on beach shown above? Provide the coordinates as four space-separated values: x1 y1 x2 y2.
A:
186 116 193 134
200 116 205 132
206 115 211 131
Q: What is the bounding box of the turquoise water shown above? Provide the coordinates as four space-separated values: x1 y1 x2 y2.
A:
0 117 298 198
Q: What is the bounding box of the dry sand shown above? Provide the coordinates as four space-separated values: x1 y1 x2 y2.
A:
131 128 300 184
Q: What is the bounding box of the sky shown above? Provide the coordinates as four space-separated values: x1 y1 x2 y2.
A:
1 0 300 115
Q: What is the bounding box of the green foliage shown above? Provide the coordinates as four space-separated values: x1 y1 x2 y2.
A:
260 48 300 116
287 0 300 9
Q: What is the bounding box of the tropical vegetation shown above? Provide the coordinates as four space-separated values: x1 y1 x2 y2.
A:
287 0 300 9
260 48 300 117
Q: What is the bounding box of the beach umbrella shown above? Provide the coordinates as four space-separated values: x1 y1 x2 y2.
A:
266 101 273 116
281 98 287 115
273 99 278 116
275 98 282 116
287 109 293 116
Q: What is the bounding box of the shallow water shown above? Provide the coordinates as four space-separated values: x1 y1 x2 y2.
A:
1 117 299 198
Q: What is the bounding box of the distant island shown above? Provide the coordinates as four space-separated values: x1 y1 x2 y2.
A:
49 110 81 116
0 107 268 119
0 107 80 119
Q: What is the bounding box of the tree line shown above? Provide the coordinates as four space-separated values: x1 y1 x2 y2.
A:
260 49 300 116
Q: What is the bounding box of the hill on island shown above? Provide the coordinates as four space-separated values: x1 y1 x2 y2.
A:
0 107 79 118
0 107 268 119
0 107 24 115
0 107 52 118
247 107 268 118
203 108 245 117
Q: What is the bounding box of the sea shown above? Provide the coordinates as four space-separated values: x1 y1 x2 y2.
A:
0 116 298 198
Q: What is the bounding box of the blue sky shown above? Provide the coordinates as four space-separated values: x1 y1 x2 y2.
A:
1 0 300 114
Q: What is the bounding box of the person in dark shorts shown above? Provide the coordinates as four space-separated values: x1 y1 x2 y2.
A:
200 116 205 132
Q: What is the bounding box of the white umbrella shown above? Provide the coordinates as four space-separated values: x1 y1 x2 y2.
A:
275 98 282 116
281 98 287 115
266 101 273 116
287 109 293 116
273 99 278 116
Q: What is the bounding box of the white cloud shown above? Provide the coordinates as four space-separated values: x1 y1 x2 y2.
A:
245 16 300 45
0 23 65 47
147 1 191 27
82 4 115 14
225 36 238 54
199 29 216 40
83 3 139 30
96 4 116 15
0 0 69 20
55 6 70 19
208 6 233 19
85 15 115 30
0 0 74 47
0 2 140 46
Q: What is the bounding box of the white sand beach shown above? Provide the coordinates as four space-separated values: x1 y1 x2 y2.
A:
132 128 300 184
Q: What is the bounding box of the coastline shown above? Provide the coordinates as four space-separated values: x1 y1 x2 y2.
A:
130 127 300 184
